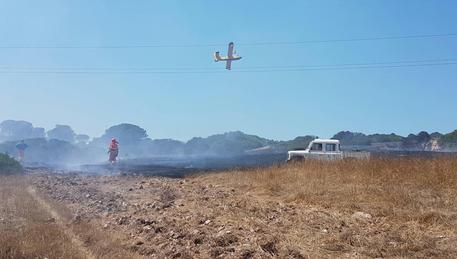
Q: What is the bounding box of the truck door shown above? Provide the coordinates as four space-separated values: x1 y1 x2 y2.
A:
310 143 323 153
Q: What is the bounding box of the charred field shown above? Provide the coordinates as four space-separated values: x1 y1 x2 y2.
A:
1 156 457 258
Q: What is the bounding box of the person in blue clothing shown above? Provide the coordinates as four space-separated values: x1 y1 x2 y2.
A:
15 140 28 162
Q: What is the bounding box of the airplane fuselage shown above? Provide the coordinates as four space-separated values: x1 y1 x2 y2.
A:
213 42 242 70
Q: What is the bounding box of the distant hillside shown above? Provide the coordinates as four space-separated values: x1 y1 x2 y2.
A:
184 131 271 156
0 138 105 165
440 130 457 149
0 120 89 144
1 120 456 165
0 120 45 142
184 131 317 155
270 136 317 152
332 130 451 152
332 131 403 146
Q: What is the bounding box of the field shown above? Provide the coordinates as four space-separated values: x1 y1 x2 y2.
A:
1 157 457 258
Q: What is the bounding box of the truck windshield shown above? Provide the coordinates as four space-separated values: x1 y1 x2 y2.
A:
310 143 323 151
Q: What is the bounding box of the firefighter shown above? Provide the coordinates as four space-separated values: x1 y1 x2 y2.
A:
15 140 28 162
108 138 119 164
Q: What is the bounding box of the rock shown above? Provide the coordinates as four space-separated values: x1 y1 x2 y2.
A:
143 226 152 232
46 217 56 223
352 211 372 221
204 219 211 225
388 241 398 247
210 247 224 258
134 240 144 246
117 216 130 225
73 214 81 223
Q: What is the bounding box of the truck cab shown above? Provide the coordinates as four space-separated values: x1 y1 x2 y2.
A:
287 139 343 161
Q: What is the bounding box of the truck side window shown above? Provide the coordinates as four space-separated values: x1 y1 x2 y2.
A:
325 144 336 152
310 143 323 151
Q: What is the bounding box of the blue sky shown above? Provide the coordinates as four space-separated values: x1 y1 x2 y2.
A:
0 1 456 141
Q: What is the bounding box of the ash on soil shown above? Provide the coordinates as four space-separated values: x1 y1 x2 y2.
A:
31 171 311 258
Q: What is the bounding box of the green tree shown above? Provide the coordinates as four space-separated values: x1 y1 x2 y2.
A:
47 125 76 143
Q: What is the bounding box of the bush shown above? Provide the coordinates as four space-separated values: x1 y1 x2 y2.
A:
0 153 23 175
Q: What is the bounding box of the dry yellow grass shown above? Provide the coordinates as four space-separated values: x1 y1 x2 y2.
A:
0 176 84 259
206 157 457 214
199 156 457 257
1 157 457 258
0 176 138 259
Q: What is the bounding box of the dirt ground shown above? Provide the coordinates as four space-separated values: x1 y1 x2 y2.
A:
1 157 457 258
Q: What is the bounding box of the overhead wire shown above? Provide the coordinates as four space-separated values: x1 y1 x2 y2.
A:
0 33 456 49
0 32 456 74
0 61 456 74
241 33 457 46
1 58 457 72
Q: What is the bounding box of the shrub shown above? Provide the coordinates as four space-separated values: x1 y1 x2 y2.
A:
0 153 23 175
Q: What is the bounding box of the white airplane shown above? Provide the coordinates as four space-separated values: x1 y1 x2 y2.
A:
214 42 242 70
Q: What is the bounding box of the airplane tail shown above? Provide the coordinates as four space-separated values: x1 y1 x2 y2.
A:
214 52 222 62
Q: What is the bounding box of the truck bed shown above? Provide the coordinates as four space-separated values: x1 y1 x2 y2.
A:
288 151 370 161
343 151 371 160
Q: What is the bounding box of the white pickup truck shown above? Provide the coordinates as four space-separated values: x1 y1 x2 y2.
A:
287 139 370 161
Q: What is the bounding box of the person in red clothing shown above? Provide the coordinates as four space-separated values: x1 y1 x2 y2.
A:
108 138 119 164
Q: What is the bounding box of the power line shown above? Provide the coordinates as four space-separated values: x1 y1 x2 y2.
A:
234 58 457 70
0 61 456 74
1 58 457 71
0 43 222 49
1 33 456 49
237 62 457 73
241 33 457 46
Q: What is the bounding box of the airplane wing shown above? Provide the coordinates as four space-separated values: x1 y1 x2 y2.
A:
214 52 222 61
226 60 232 70
227 42 234 58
